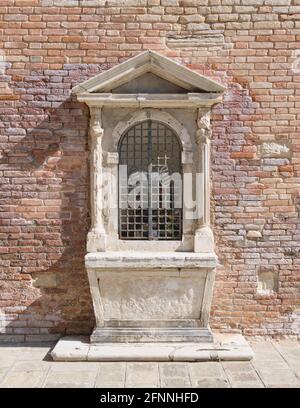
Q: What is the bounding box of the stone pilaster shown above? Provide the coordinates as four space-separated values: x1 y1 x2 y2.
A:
87 106 107 252
194 108 215 253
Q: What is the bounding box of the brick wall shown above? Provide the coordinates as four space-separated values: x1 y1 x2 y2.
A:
0 0 299 341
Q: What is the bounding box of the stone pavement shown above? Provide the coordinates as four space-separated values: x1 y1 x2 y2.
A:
0 338 299 388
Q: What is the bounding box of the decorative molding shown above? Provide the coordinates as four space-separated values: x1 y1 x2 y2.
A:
77 92 223 108
85 251 218 269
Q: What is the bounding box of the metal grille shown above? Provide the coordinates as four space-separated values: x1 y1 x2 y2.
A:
119 120 182 240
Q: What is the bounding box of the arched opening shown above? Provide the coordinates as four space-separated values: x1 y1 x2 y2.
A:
118 119 182 240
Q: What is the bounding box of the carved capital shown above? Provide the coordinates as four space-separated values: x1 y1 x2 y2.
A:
90 106 104 138
195 108 212 144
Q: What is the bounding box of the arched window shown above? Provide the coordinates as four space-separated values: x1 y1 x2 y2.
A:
118 120 182 240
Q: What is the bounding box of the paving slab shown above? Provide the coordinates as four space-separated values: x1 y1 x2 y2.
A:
17 348 52 361
231 381 264 388
49 361 99 372
254 368 300 387
189 361 225 378
125 362 159 388
0 370 48 388
10 360 50 372
222 361 264 388
44 371 97 388
161 377 192 387
266 383 300 388
250 340 284 362
250 340 300 387
42 360 99 388
0 357 16 368
159 362 191 388
95 362 126 388
189 361 230 387
0 366 10 384
0 344 53 365
272 340 300 377
192 378 230 388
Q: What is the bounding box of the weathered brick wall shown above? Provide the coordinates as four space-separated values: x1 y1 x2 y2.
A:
0 0 299 341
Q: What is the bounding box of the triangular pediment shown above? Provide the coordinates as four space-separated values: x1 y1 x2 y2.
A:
73 50 226 95
111 73 189 94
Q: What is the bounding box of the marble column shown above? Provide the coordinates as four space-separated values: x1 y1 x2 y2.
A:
194 108 215 253
87 106 107 252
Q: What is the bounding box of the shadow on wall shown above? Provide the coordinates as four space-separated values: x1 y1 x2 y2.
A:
0 96 95 342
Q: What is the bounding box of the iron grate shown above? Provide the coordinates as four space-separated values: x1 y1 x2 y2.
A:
118 120 182 240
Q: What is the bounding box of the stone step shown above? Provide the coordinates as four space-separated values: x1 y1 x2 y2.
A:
51 333 255 362
91 327 213 343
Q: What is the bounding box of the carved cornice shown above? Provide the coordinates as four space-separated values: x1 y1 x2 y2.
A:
78 93 223 108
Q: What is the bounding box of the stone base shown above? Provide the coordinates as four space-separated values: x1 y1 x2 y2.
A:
194 226 215 253
51 333 254 362
86 230 107 252
91 327 213 343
